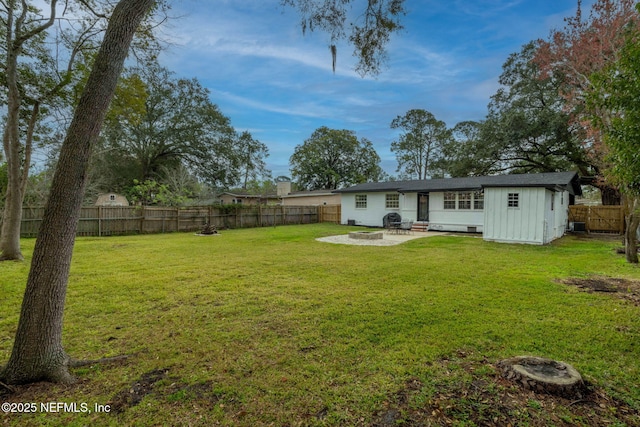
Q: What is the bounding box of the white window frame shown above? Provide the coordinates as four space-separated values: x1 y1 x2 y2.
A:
355 194 367 209
444 192 456 209
474 191 484 210
508 193 519 208
458 192 472 210
385 193 399 209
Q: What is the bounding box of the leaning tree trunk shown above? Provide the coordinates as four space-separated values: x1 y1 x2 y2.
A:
0 0 155 385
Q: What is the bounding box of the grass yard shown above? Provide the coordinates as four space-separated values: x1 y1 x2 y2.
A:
1 223 639 426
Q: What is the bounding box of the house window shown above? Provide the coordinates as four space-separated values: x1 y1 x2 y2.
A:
458 192 471 210
109 194 116 201
474 191 484 210
385 193 399 209
444 192 456 209
508 193 519 208
355 194 367 209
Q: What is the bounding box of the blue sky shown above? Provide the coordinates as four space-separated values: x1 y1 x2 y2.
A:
158 1 588 180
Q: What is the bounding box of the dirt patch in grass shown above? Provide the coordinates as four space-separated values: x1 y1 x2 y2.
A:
374 356 640 426
109 368 169 413
567 232 622 242
560 276 640 306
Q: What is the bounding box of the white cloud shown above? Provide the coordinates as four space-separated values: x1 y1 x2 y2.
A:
211 89 335 119
154 0 586 178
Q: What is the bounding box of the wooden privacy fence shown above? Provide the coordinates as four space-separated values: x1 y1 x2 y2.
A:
318 204 341 224
17 204 341 238
568 205 624 234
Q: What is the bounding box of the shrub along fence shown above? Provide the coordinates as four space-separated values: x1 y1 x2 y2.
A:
17 205 342 238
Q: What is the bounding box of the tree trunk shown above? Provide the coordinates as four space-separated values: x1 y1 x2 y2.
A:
1 0 155 385
0 17 25 261
600 183 622 206
0 176 24 261
625 199 640 264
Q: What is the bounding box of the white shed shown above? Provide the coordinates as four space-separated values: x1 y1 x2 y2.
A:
483 187 570 245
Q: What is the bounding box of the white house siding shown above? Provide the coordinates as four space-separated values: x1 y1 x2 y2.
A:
546 190 570 243
483 187 550 244
340 193 402 226
544 191 555 244
400 192 418 222
557 191 570 238
427 192 484 232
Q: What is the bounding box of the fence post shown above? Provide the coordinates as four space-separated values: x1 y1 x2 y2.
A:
98 206 102 237
139 206 145 234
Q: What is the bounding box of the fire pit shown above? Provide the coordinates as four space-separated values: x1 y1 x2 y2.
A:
348 231 384 240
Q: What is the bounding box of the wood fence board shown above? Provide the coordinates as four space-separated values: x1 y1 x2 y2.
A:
568 205 624 234
318 205 341 224
13 205 335 237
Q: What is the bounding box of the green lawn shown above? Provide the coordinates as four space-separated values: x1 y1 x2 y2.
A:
1 224 639 426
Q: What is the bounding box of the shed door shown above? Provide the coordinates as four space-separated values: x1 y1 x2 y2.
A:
418 193 429 221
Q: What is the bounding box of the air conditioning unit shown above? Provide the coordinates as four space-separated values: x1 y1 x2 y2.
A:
573 222 586 232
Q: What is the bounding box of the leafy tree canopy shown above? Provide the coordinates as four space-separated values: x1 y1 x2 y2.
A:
390 109 451 180
442 121 490 177
290 126 384 190
588 13 640 262
589 25 640 196
94 62 261 194
534 0 639 204
478 42 588 175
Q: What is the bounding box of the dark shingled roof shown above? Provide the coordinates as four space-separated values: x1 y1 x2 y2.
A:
333 172 582 196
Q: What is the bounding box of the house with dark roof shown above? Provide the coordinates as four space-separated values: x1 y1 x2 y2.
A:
333 171 582 245
217 191 280 205
280 189 341 206
95 193 129 206
276 182 341 206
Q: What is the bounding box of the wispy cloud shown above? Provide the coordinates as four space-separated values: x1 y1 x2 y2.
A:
211 89 336 119
157 0 584 177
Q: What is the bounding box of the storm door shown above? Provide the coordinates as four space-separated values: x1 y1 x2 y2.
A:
417 193 429 222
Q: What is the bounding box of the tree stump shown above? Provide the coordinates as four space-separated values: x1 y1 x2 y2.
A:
496 356 585 398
